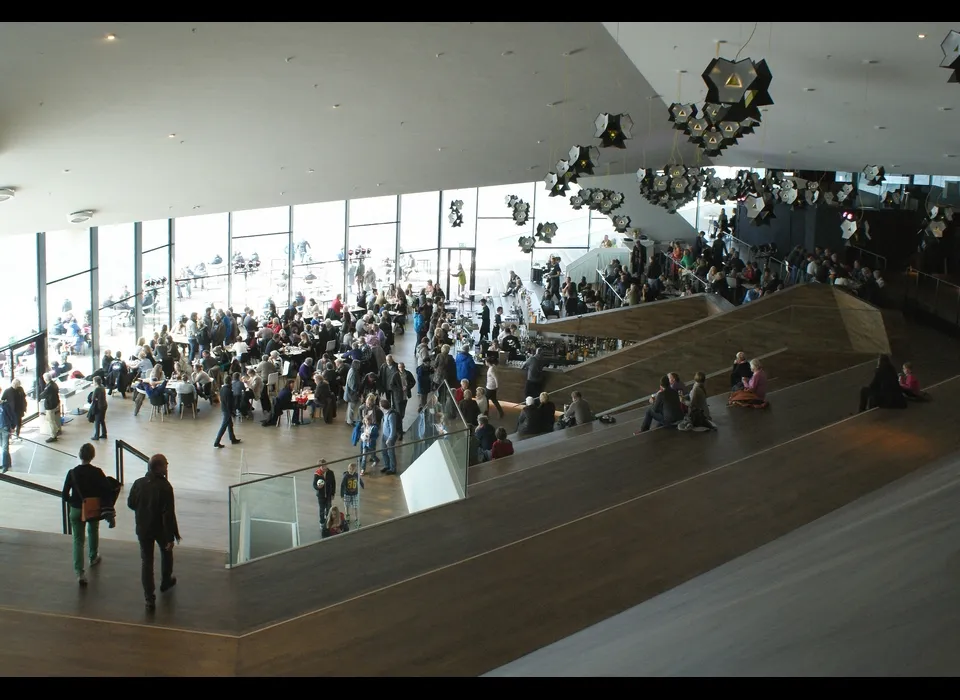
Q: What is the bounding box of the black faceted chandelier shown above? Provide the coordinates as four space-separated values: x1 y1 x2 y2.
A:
668 55 773 157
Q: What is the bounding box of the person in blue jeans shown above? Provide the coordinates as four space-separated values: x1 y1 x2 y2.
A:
380 398 400 475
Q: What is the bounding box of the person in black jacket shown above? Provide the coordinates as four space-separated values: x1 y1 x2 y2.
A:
312 460 336 524
127 453 181 610
474 415 496 461
262 379 301 426
478 298 491 341
859 354 908 413
62 443 109 585
730 351 753 390
39 371 62 443
213 381 241 448
640 375 685 432
90 376 108 440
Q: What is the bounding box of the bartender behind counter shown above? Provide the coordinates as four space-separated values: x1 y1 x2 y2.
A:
499 327 522 361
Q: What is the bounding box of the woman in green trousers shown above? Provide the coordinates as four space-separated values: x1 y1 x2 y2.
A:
61 443 108 585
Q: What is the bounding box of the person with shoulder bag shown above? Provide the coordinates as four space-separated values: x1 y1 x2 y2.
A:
61 443 112 586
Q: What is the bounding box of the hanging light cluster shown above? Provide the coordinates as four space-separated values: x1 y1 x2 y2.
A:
505 195 530 226
940 30 960 83
637 165 709 213
861 165 885 186
668 56 772 157
924 204 955 239
448 199 464 228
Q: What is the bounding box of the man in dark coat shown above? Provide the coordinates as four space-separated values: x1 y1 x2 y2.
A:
127 453 181 610
214 382 241 448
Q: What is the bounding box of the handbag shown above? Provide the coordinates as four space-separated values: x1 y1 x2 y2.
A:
71 469 103 523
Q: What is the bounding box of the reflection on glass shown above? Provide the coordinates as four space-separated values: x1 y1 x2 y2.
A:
293 201 346 263
291 261 345 315
399 191 440 254
46 273 94 379
0 337 43 424
0 233 39 344
46 229 91 283
348 195 398 227
441 188 478 248
396 249 438 291
231 233 290 312
174 213 229 320
97 224 136 355
142 247 171 339
347 223 397 295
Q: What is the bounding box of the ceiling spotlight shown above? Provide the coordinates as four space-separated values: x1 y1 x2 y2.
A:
62 169 71 173
307 168 315 174
105 33 116 41
803 87 816 92
168 133 176 138
0 187 16 202
918 34 926 39
331 104 340 109
68 210 94 224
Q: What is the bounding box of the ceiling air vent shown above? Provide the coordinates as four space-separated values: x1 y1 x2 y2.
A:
68 210 95 224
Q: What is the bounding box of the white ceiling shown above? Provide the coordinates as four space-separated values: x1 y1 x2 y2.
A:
0 21 702 236
605 21 960 178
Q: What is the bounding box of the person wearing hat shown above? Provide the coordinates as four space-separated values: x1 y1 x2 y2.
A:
39 371 63 443
516 396 541 437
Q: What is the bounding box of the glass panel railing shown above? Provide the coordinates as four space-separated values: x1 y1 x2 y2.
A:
0 471 71 534
227 426 471 567
6 435 82 492
442 379 471 495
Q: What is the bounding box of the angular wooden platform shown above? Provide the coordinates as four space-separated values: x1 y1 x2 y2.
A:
2 349 957 676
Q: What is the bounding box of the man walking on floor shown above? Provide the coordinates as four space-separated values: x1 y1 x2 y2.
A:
127 453 181 610
214 381 242 449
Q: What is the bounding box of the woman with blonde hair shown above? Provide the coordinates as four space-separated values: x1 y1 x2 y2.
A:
728 358 769 409
322 505 349 539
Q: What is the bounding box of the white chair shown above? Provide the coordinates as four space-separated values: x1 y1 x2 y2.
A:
266 372 279 400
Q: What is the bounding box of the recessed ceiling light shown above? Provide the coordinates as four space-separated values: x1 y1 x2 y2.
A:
168 133 176 138
803 87 816 92
331 104 340 109
918 33 926 39
377 183 382 187
285 56 295 63
0 188 16 202
788 150 798 154
939 106 953 111
862 59 879 65
527 165 539 171
891 164 901 168
945 154 957 158
435 52 444 58
537 140 543 144
874 125 886 130
68 210 94 224
437 147 444 152
193 205 201 210
104 33 116 41
280 191 286 195
501 50 513 56
824 140 836 144
62 169 70 174
307 169 315 174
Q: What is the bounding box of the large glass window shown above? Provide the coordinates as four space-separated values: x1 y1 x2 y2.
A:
142 247 171 340
231 206 290 238
46 272 94 379
441 188 478 248
399 191 440 254
532 185 590 248
292 201 347 306
293 201 346 263
347 223 397 295
96 223 136 356
348 195 398 227
478 181 534 218
231 233 290 313
174 213 229 322
0 233 39 344
142 219 170 252
45 229 91 283
475 217 534 287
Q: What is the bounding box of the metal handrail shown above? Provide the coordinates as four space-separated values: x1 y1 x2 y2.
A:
114 439 149 486
849 245 888 271
0 472 71 534
16 435 76 458
595 268 624 304
660 253 710 292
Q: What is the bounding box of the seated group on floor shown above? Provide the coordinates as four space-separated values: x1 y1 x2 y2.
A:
640 371 718 434
858 355 930 413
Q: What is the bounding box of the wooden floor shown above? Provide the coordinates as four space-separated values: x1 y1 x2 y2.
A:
3 294 960 675
3 334 958 675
